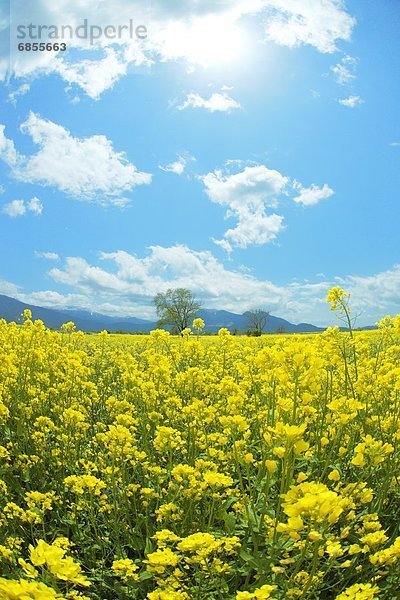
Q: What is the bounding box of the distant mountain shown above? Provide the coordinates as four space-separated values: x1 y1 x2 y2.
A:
198 309 322 333
0 295 157 332
0 294 323 334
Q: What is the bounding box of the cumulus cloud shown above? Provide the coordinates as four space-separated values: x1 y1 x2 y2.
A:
54 48 129 100
4 0 356 97
0 113 152 205
200 164 287 251
2 197 43 217
293 182 334 206
177 92 241 113
338 95 364 108
27 196 43 215
47 245 292 318
0 125 19 165
6 245 397 326
2 199 26 217
159 154 193 175
215 211 284 252
344 264 400 316
200 164 335 251
201 165 288 206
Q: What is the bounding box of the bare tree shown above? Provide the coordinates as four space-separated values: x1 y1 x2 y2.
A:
245 309 270 334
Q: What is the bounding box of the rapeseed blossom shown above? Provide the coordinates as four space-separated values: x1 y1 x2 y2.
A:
0 289 399 598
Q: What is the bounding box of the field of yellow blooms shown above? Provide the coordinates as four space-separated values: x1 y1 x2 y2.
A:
0 289 399 600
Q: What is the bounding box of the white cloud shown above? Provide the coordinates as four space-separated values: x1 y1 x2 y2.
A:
0 125 19 165
344 264 400 316
3 0 356 97
21 290 90 310
199 160 334 253
0 278 20 298
27 196 43 215
46 245 290 318
177 92 241 113
8 245 396 326
201 165 288 207
389 142 400 147
331 63 353 85
293 182 334 206
263 0 355 54
200 164 334 251
55 49 129 100
338 95 364 108
201 164 288 251
2 199 26 217
2 197 43 217
331 54 357 85
0 113 152 205
34 251 60 261
159 154 191 175
7 83 31 105
149 14 246 69
216 211 284 252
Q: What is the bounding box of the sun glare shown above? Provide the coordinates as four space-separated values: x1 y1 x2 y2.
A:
188 17 244 67
159 16 246 68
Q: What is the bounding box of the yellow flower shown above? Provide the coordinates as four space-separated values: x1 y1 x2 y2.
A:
153 426 184 453
145 548 180 574
18 558 39 579
218 327 231 337
177 532 218 554
326 287 350 312
147 590 189 599
360 530 388 550
335 583 380 599
296 472 308 483
325 540 343 558
352 436 394 468
64 475 106 495
283 482 349 523
236 584 277 599
370 536 400 566
202 471 233 488
112 558 139 581
152 529 181 547
29 540 90 587
328 469 341 482
193 318 205 330
0 577 60 599
265 460 277 474
30 539 64 567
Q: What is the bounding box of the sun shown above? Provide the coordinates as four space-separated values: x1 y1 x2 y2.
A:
157 15 246 69
186 16 245 67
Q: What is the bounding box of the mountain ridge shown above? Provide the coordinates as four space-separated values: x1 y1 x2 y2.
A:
0 293 323 333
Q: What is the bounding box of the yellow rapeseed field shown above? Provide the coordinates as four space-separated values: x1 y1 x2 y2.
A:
0 288 399 599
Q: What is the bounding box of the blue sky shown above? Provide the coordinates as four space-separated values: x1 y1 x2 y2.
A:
0 0 399 325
